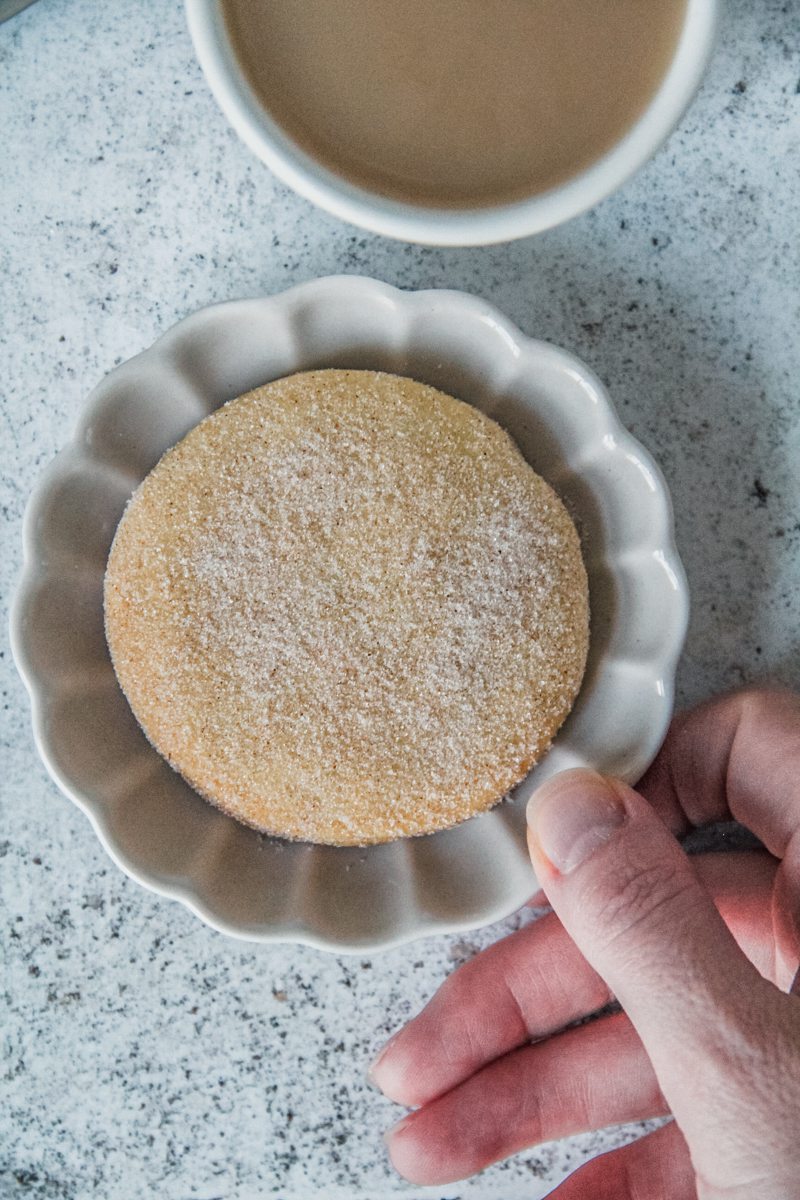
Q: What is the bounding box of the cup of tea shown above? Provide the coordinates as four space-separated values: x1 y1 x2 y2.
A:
187 0 718 246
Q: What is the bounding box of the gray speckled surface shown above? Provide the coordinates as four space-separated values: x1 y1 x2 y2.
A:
1 1 798 1197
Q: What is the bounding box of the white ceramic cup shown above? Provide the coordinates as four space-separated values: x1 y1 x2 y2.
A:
187 0 719 246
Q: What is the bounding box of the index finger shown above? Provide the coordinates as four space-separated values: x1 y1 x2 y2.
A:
638 686 800 857
369 911 610 1108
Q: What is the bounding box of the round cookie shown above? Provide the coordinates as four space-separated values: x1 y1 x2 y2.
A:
104 370 589 846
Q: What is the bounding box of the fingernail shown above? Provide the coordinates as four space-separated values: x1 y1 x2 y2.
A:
383 1113 413 1146
367 1034 396 1088
367 1052 385 1088
527 769 626 874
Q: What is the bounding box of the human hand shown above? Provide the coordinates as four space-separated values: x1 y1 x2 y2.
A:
370 688 800 1197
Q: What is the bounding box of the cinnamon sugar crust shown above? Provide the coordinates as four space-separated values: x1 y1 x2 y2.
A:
104 370 589 846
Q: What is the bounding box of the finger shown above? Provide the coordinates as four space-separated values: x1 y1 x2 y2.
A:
371 852 780 1107
694 848 799 990
370 911 611 1106
527 770 778 1164
639 687 800 979
637 686 800 856
384 1012 667 1186
692 850 784 985
774 838 800 983
547 1122 696 1200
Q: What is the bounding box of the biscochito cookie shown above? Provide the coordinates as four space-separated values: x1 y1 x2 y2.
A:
104 370 589 846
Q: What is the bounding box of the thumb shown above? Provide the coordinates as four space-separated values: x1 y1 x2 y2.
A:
526 770 780 1163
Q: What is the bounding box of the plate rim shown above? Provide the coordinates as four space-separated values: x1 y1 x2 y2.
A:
10 276 690 953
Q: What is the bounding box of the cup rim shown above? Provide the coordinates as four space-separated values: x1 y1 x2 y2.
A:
187 0 719 246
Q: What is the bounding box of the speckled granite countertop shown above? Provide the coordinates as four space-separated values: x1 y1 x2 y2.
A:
1 2 798 1197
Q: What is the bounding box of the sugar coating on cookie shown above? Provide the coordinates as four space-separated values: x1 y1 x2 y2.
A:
104 370 589 846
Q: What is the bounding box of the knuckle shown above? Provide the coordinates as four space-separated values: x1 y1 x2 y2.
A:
591 855 696 949
735 681 793 703
735 682 799 722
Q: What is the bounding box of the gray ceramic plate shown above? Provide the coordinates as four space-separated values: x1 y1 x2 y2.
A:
11 277 689 953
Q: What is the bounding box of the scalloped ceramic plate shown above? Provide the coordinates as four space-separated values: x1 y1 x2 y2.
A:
11 278 688 953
